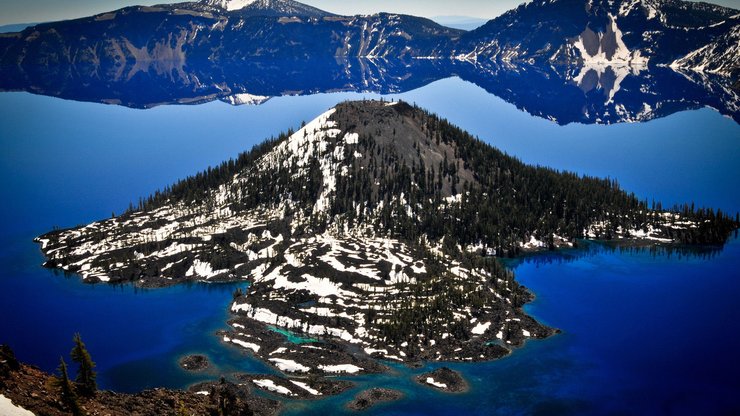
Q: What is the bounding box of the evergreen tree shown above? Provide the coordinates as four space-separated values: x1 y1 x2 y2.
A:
70 333 97 396
55 357 84 416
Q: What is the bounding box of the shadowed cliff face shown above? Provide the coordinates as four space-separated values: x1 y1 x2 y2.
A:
0 4 461 67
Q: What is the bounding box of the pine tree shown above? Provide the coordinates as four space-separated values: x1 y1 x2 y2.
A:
70 333 97 396
55 357 84 415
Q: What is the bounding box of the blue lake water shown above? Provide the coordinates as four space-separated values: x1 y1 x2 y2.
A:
1 77 739 413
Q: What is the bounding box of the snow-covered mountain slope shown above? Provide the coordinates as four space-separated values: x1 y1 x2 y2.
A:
35 100 736 374
670 19 740 78
458 0 738 77
203 0 257 11
570 14 649 66
615 0 736 27
201 0 335 17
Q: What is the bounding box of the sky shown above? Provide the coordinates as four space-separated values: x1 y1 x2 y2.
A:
1 0 521 26
1 0 738 26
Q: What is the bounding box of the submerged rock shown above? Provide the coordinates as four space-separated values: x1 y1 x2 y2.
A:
346 388 404 411
179 354 209 371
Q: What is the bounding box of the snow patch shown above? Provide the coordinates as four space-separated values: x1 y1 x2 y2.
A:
223 336 260 353
344 132 359 144
290 380 322 395
269 358 311 373
318 364 363 373
471 321 491 335
252 379 295 396
425 377 447 389
572 15 649 68
0 395 34 416
222 93 271 106
186 259 229 280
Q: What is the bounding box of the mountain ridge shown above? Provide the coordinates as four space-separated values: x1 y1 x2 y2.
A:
0 0 736 78
201 0 336 17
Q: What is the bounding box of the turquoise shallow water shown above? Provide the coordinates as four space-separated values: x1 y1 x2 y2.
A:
267 326 320 344
0 79 739 413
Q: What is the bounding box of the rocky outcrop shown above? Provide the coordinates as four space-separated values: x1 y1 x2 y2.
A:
416 367 468 393
179 354 209 371
346 388 403 411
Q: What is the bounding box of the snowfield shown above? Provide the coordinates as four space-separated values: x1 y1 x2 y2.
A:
0 395 34 416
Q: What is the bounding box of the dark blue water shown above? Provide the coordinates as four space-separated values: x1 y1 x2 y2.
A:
1 78 739 413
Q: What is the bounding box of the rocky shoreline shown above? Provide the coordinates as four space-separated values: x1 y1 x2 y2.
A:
1 344 466 415
0 346 280 416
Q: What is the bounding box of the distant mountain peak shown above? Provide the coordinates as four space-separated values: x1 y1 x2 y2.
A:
202 0 256 11
200 0 335 17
